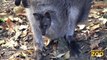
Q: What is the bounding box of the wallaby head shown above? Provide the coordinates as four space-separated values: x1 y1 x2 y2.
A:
33 12 51 35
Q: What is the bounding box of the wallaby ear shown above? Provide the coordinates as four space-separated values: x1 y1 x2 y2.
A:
33 13 43 20
22 0 29 8
15 0 21 6
44 12 51 27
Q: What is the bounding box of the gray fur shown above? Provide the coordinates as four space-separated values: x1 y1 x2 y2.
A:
25 0 92 50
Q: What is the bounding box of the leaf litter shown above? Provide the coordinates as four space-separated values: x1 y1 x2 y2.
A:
0 0 107 60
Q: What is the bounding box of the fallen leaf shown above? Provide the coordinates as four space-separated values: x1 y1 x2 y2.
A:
21 30 27 37
90 24 100 31
20 45 27 50
90 40 101 49
42 36 51 46
77 24 86 30
0 13 7 17
19 25 28 30
25 49 34 55
0 39 5 45
6 18 15 32
13 6 25 14
14 28 22 40
52 53 65 58
2 39 18 48
63 51 70 59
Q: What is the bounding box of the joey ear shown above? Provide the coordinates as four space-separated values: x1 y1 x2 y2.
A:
44 12 51 19
15 0 21 6
33 13 43 20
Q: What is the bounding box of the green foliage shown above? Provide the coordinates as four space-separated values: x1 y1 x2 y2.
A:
0 18 5 23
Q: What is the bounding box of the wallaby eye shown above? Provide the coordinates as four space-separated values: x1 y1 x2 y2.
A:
41 24 47 29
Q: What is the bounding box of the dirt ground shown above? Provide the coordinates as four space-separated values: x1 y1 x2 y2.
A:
0 0 107 60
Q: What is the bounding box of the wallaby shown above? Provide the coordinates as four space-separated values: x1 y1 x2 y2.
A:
15 0 92 58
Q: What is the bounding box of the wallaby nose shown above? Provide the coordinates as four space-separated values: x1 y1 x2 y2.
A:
42 32 45 35
42 30 46 35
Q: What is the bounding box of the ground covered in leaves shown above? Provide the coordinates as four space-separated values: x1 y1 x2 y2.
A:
0 0 107 60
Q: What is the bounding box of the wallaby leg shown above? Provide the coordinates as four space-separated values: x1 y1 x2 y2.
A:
65 7 80 56
25 8 44 60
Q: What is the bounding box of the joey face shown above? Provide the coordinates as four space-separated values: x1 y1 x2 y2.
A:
33 12 51 35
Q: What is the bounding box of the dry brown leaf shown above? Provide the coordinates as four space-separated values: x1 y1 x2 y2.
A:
25 50 34 55
0 13 7 17
99 17 107 24
0 39 5 45
90 40 101 49
92 2 107 8
6 18 15 32
15 30 21 40
52 53 65 58
1 39 18 48
13 6 25 14
20 45 27 50
21 30 28 37
63 51 70 59
19 25 28 30
9 51 22 60
42 36 51 46
90 24 100 31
